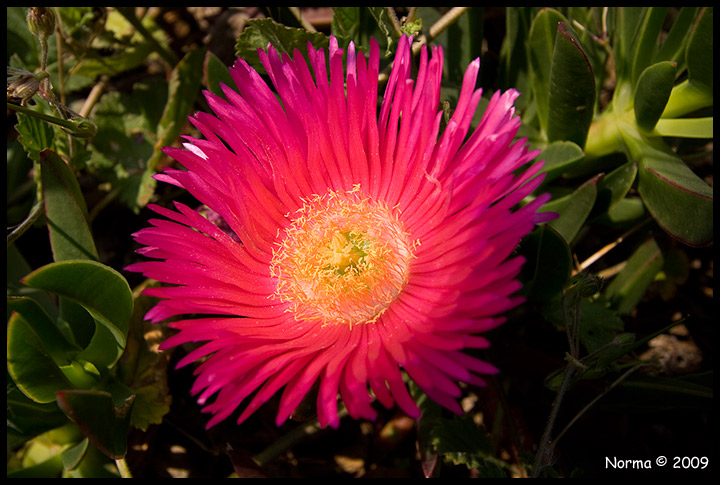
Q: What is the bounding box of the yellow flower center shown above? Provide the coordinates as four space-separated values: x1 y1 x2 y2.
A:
271 186 415 326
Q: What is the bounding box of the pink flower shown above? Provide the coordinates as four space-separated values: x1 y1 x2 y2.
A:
128 35 552 429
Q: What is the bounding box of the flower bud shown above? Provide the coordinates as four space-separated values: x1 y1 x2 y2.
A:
27 7 57 40
7 67 48 105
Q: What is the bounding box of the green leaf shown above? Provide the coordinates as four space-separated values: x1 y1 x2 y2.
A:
536 140 585 184
653 117 713 139
651 7 700 68
61 438 90 472
6 453 64 479
634 61 677 132
604 197 646 225
612 8 648 83
628 8 669 87
7 311 75 403
684 7 713 91
7 296 78 364
139 48 206 208
428 415 507 477
15 105 57 163
662 7 714 118
604 238 664 314
116 280 172 431
71 43 155 79
331 6 361 48
40 150 99 262
546 22 595 148
203 50 236 99
22 260 133 370
519 224 572 302
544 175 600 244
528 8 569 134
595 160 637 213
56 390 134 460
633 137 713 246
7 384 70 449
235 18 329 73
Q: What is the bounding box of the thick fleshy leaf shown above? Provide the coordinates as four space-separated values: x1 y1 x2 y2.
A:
56 390 134 460
662 7 714 117
7 311 75 403
528 8 568 133
546 22 595 148
633 138 713 246
627 8 669 86
7 296 78 364
653 117 713 139
634 61 676 132
40 150 99 262
61 438 90 472
536 140 585 184
651 7 700 67
21 260 133 369
684 7 713 91
7 384 70 449
595 160 637 214
544 175 600 244
603 197 646 225
604 238 664 314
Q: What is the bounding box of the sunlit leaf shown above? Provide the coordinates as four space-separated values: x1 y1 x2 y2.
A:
7 311 75 403
235 18 329 73
653 117 713 139
61 438 89 472
22 260 133 370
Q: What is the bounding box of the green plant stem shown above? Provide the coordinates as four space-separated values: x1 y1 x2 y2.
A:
115 457 133 478
531 365 576 478
7 101 96 137
553 365 644 448
7 201 44 248
413 7 470 55
288 7 317 32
